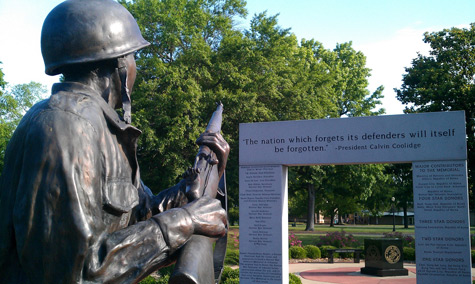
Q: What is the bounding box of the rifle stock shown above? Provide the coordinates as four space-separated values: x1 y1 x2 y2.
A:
169 103 226 284
169 235 215 284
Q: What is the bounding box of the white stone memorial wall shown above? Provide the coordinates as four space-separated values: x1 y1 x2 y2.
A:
239 111 470 284
413 161 472 284
240 111 466 166
239 165 288 284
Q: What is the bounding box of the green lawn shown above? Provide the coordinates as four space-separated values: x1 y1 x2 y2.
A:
228 223 475 249
289 223 415 234
296 233 368 247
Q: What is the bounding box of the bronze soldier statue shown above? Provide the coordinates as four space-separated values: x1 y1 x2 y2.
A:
0 0 229 283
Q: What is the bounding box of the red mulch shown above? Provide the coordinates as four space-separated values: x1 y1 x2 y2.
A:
299 267 418 284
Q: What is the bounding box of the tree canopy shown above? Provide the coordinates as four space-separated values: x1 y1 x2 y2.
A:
395 23 475 207
0 63 46 172
120 0 386 218
0 64 5 90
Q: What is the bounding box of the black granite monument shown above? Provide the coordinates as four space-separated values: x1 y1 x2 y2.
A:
361 238 409 277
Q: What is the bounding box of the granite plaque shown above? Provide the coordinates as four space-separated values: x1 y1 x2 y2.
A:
413 161 472 283
240 111 466 166
239 165 288 284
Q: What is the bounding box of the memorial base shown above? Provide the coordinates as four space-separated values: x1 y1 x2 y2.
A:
360 267 408 277
361 238 408 277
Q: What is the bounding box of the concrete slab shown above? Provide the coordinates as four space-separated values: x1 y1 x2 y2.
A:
289 261 475 284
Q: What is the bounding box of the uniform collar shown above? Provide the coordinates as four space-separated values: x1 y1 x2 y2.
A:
52 82 141 133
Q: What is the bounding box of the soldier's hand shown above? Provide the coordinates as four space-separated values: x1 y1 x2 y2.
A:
196 131 230 178
183 196 227 238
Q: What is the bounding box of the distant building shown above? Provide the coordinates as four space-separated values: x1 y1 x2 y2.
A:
290 210 415 226
378 211 414 226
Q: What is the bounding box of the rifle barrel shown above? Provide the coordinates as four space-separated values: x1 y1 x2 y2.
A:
205 103 223 133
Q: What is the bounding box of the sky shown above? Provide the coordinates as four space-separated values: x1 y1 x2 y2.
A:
0 0 474 115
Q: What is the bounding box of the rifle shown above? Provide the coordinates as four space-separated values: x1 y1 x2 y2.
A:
169 103 227 284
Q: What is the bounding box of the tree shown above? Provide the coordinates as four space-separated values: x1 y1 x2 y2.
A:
318 41 384 118
395 23 475 207
0 78 46 172
0 64 7 164
386 163 413 228
289 166 326 230
122 0 385 221
290 41 386 228
317 164 389 227
217 13 335 207
120 0 248 192
124 1 335 214
0 64 5 90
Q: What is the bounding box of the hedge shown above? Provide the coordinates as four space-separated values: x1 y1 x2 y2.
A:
290 246 307 259
403 247 415 261
319 245 337 258
304 245 321 259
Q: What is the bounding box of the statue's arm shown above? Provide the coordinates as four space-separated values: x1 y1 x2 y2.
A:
135 130 230 219
144 180 188 214
134 173 206 220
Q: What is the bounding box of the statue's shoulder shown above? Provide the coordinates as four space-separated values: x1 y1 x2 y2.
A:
14 89 104 141
49 89 101 117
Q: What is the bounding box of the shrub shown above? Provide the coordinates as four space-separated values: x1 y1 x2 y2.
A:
223 278 240 284
339 247 354 259
290 246 307 259
471 250 475 264
155 275 169 284
225 249 239 265
221 266 240 283
319 245 337 258
304 245 321 259
228 230 239 249
318 230 359 248
383 232 415 248
357 245 365 259
138 265 174 284
157 265 174 278
220 267 302 284
289 233 302 247
290 273 303 284
139 276 158 284
228 207 239 226
403 247 415 261
139 275 169 284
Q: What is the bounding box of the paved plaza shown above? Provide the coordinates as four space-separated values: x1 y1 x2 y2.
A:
289 261 475 284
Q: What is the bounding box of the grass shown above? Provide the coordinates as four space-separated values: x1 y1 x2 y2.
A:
289 223 415 234
296 233 368 247
227 223 475 252
227 224 419 250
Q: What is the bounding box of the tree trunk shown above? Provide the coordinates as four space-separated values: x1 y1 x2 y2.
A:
305 184 315 231
403 202 408 228
329 210 335 227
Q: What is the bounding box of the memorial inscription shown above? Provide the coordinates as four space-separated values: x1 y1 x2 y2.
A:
413 161 472 283
241 167 279 247
240 111 466 166
239 165 288 284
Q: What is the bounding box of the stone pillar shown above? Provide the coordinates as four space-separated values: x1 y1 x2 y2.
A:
239 165 288 284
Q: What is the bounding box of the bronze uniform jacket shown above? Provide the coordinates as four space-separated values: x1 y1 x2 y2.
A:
0 82 189 283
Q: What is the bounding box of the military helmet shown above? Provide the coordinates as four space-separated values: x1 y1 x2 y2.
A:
41 0 150 75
